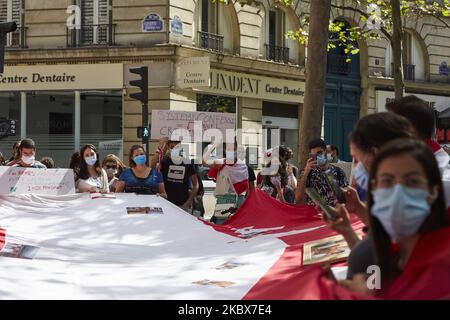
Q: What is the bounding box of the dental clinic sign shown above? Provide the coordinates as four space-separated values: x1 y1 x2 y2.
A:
196 69 305 104
0 64 123 91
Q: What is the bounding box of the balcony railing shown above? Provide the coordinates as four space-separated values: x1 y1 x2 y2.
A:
327 54 351 74
390 63 416 81
198 31 224 53
265 44 289 64
67 24 116 47
6 27 27 48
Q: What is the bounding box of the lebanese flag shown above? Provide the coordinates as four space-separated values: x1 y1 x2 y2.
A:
0 228 5 251
426 139 450 172
208 160 249 195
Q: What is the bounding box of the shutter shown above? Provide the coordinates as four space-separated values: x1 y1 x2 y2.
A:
98 0 109 25
11 0 21 25
0 0 8 22
81 0 94 44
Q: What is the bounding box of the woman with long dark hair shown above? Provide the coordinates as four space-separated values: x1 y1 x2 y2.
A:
76 144 109 193
341 138 450 298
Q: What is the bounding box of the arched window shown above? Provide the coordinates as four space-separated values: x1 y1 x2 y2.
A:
385 30 427 81
260 2 301 65
195 0 238 54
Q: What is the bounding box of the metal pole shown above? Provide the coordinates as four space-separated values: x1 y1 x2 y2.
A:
20 91 26 139
75 91 81 152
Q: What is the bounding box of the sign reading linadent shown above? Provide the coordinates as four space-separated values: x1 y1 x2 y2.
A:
151 110 236 142
196 69 305 103
376 90 450 113
0 64 123 91
176 57 210 89
0 167 76 195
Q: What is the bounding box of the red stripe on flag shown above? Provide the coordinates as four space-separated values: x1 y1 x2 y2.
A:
0 228 6 251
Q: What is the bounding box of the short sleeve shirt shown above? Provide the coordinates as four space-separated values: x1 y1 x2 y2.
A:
119 168 162 195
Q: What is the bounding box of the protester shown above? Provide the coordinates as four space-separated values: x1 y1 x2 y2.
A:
11 139 46 168
115 145 166 197
327 144 344 163
295 138 348 206
6 140 21 166
40 157 55 168
191 164 205 217
206 140 249 220
76 144 109 193
159 140 198 211
259 158 295 204
0 152 6 166
386 95 449 173
102 154 126 193
339 139 450 299
69 151 81 182
247 164 257 197
281 146 298 190
323 112 414 279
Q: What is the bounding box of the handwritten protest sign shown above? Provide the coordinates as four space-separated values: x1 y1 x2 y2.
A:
151 110 236 142
0 167 76 195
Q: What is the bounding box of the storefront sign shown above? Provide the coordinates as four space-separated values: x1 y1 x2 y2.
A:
0 64 123 91
151 110 236 142
195 69 305 103
142 13 164 32
176 57 210 88
171 15 183 36
376 90 450 113
0 167 76 195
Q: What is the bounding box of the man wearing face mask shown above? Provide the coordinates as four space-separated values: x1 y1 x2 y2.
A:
295 139 348 206
160 140 199 212
12 139 46 169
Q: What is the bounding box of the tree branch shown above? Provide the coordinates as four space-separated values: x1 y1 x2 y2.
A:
330 3 393 41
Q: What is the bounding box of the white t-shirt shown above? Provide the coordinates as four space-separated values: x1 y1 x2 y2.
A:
76 169 109 193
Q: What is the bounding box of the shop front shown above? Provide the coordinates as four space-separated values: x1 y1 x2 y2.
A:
0 64 123 167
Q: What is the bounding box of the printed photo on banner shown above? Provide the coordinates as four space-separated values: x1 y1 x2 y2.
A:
126 207 163 215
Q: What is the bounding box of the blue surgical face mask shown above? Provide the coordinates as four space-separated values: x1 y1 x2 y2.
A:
353 162 369 192
327 154 334 162
226 151 236 162
317 154 327 166
84 155 97 166
134 154 147 166
372 184 431 242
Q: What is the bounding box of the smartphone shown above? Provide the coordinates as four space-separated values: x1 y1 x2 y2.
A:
306 187 338 221
309 153 317 161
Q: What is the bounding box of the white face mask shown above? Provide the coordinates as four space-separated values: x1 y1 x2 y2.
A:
84 155 97 166
106 168 118 178
22 155 35 165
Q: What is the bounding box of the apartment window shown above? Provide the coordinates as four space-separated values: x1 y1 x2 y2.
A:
69 0 114 46
0 0 26 48
265 9 289 63
198 0 224 52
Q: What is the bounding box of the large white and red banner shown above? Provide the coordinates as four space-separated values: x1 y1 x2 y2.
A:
0 189 365 299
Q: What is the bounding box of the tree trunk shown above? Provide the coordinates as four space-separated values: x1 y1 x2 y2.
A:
298 0 332 168
391 0 405 100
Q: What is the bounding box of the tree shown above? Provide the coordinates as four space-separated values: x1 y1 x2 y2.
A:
214 0 450 164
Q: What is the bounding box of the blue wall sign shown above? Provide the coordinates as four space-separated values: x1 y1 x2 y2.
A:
142 13 164 32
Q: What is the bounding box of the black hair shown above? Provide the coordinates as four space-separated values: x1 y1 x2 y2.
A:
368 138 449 288
349 112 414 152
19 138 36 151
40 157 55 168
328 144 339 157
308 138 326 151
387 95 436 140
78 144 102 180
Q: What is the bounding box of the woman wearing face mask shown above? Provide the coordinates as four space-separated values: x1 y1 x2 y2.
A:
339 138 450 299
323 113 414 280
115 145 167 197
76 144 109 193
260 160 295 204
102 154 126 192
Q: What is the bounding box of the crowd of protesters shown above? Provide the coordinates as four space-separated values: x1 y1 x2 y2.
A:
1 95 450 298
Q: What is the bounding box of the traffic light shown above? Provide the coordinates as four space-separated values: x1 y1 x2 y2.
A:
0 22 18 74
0 118 17 138
137 126 150 140
129 66 148 104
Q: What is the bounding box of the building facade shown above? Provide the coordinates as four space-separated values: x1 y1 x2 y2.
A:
1 0 450 166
